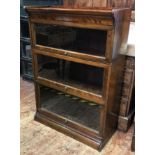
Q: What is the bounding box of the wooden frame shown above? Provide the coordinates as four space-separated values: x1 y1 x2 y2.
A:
26 6 131 151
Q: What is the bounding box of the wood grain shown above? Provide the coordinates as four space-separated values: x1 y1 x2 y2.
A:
63 0 107 7
63 0 134 8
26 6 131 150
118 56 135 132
20 78 135 155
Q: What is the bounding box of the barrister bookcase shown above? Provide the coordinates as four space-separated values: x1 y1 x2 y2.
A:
26 6 131 150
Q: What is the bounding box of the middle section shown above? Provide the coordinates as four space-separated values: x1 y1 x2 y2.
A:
35 54 106 104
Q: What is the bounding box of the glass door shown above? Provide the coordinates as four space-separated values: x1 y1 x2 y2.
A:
35 54 105 104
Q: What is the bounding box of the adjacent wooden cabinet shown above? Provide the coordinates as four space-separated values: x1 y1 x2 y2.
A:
20 0 63 80
20 16 33 80
118 56 135 131
26 6 131 150
63 0 134 8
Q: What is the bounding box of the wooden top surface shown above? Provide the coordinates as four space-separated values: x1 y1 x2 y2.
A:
25 6 130 15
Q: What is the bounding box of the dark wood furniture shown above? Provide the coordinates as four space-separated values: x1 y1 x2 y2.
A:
63 0 134 8
20 15 34 80
26 6 131 151
118 56 135 131
20 0 63 80
131 120 135 151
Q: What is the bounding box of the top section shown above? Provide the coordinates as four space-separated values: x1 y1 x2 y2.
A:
26 6 129 16
26 6 131 62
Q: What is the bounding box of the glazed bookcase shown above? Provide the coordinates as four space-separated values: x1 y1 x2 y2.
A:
26 6 131 151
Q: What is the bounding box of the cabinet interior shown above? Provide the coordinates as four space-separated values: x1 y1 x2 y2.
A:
39 85 100 131
37 54 104 95
35 24 107 57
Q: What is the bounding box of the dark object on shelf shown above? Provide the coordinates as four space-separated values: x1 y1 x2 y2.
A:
118 56 135 131
26 6 131 151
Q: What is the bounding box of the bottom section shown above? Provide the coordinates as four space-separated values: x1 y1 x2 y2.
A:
34 111 114 151
39 85 100 131
34 84 117 151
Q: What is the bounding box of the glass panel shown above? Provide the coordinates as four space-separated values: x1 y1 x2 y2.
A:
21 20 30 38
35 24 107 56
37 55 103 95
40 85 100 131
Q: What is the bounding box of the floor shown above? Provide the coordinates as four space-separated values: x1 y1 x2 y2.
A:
20 78 135 155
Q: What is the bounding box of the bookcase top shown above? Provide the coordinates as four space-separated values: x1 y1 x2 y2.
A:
25 6 130 16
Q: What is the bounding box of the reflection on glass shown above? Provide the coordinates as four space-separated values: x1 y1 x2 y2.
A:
37 55 103 95
36 24 107 56
40 85 100 131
